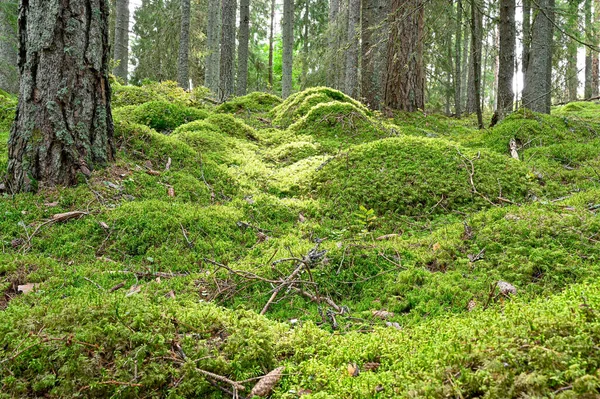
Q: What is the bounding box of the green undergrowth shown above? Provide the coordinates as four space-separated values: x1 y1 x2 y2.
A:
116 101 209 132
111 80 209 108
217 91 282 115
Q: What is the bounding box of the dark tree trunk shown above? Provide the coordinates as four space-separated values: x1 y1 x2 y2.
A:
522 0 554 113
113 0 129 83
236 0 249 95
495 0 515 121
454 0 463 117
593 0 600 97
219 0 237 101
268 0 275 89
361 0 385 108
584 0 593 98
344 0 360 97
206 0 221 93
566 0 578 101
177 0 191 90
522 0 530 74
383 0 425 111
282 0 294 98
301 0 310 89
0 0 18 93
7 0 114 193
470 0 483 128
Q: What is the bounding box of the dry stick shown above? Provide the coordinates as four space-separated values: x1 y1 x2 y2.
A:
456 148 497 207
83 277 104 291
260 261 305 315
195 368 245 391
291 287 342 313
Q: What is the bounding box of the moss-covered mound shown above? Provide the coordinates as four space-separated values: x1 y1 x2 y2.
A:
264 141 322 165
111 80 198 108
287 101 390 151
217 91 282 114
311 136 534 218
204 114 259 140
121 101 209 132
270 87 371 128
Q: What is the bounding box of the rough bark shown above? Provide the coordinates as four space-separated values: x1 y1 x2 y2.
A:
344 0 360 97
361 0 385 108
112 0 129 83
7 0 114 193
268 0 275 89
0 0 18 93
301 0 310 89
327 0 340 88
236 0 249 95
383 0 424 111
522 0 531 74
454 0 463 117
522 0 554 113
282 0 294 98
177 0 191 90
470 0 483 128
495 0 515 120
219 0 236 101
584 0 593 98
566 0 579 101
206 0 221 93
593 0 600 97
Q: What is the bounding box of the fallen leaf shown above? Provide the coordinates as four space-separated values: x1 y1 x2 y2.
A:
497 281 517 296
347 363 360 377
126 285 141 297
467 299 477 311
372 310 394 320
385 322 402 330
250 366 284 397
99 221 110 230
298 213 306 223
165 290 176 299
167 186 175 197
44 201 59 207
52 211 87 222
146 169 161 176
432 242 441 252
18 283 38 294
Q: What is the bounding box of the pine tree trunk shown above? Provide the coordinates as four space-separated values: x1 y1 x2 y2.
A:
0 0 18 93
454 0 463 117
593 0 600 97
327 0 340 88
268 0 275 89
219 0 237 101
470 0 483 128
206 0 221 93
495 0 515 120
584 0 593 98
7 0 114 193
383 0 424 111
344 0 360 97
361 0 385 108
522 0 554 113
236 0 250 96
177 0 191 90
566 0 579 101
301 0 310 89
113 0 129 83
522 0 530 74
282 0 294 98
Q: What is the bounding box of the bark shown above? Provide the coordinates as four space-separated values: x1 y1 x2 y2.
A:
327 0 340 88
383 0 424 111
522 0 530 73
522 0 554 113
566 0 578 101
495 0 515 120
282 0 294 98
268 0 275 89
0 0 18 93
301 0 309 89
206 0 221 93
344 0 360 97
7 0 114 193
177 0 191 90
454 0 463 117
593 0 600 97
219 0 236 101
361 0 385 108
112 0 129 83
236 0 249 95
584 0 593 98
470 0 483 128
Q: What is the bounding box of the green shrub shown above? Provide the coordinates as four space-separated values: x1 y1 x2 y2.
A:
128 101 209 132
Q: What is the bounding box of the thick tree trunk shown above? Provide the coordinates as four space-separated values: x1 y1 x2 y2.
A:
0 0 18 93
344 0 360 97
522 0 554 113
383 0 425 111
7 0 114 193
113 0 129 83
584 0 593 98
219 0 236 101
282 0 294 98
236 0 249 95
566 0 578 101
327 0 340 88
495 0 515 120
177 0 191 90
470 0 483 128
206 0 221 93
268 0 275 89
454 0 463 117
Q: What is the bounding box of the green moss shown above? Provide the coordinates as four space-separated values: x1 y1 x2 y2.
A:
264 141 322 165
269 155 330 196
0 130 8 172
310 136 535 220
205 114 259 140
217 91 282 114
0 91 17 132
123 101 209 132
111 80 201 108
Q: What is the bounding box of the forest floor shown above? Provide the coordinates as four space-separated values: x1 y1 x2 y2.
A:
1 84 600 398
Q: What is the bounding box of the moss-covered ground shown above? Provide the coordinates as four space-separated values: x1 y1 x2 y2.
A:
1 86 600 398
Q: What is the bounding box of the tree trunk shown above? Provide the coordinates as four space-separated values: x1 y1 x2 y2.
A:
219 0 237 101
593 0 600 97
327 0 340 88
236 0 249 96
522 0 554 113
301 0 310 89
113 0 129 83
584 0 593 98
522 0 530 74
7 0 114 193
282 0 294 98
361 0 385 108
495 0 515 120
566 0 579 101
383 0 425 111
344 0 360 97
0 0 18 93
454 0 463 117
470 0 483 128
206 0 221 93
268 0 275 89
177 0 191 90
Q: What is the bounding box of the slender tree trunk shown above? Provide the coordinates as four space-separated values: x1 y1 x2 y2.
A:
344 0 360 97
361 0 384 108
522 0 554 113
0 0 18 93
282 0 294 98
495 0 515 120
7 0 114 193
470 0 483 128
566 0 579 101
177 0 191 90
454 0 463 117
461 6 470 110
301 0 310 89
327 0 340 88
522 0 531 74
113 0 129 83
383 0 425 111
206 0 221 93
268 0 275 89
593 0 600 97
237 0 250 95
585 0 593 98
219 0 237 101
